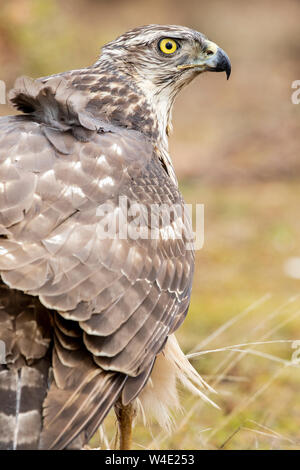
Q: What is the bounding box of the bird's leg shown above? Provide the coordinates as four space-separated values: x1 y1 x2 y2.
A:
114 399 136 450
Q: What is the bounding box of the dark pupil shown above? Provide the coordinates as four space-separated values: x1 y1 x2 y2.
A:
165 41 173 50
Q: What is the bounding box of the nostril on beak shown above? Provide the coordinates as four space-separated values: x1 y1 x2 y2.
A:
206 49 215 56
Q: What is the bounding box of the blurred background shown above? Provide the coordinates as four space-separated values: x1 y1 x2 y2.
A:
1 0 300 450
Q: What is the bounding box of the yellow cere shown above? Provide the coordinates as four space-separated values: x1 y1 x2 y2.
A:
159 38 178 54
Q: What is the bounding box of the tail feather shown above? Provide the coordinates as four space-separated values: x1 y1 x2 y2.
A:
0 369 19 450
0 363 49 450
0 283 52 450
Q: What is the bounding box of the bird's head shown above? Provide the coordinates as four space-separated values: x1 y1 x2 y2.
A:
101 24 231 97
94 25 231 154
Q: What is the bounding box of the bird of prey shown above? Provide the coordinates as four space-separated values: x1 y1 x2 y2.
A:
0 24 230 450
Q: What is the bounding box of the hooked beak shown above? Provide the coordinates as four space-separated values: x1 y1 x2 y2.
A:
177 40 231 80
205 47 231 80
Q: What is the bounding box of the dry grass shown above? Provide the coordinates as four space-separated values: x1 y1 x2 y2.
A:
94 294 300 449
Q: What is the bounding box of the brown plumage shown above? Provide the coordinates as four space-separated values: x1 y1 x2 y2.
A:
0 25 230 449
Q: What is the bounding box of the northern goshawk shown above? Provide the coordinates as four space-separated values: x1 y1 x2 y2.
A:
0 24 230 450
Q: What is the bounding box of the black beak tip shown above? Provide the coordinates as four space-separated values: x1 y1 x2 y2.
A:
215 48 231 80
226 64 231 80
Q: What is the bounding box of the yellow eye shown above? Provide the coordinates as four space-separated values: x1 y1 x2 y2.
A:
159 38 178 54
